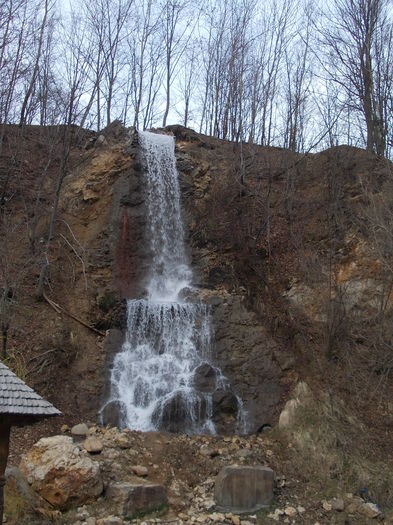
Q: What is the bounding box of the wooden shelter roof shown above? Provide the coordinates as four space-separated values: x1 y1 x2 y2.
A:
0 360 60 418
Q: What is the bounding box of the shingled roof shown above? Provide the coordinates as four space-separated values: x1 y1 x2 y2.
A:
0 360 61 417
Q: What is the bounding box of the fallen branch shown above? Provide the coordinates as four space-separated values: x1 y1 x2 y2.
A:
27 348 62 365
43 292 105 336
27 349 68 377
44 294 61 314
28 357 51 376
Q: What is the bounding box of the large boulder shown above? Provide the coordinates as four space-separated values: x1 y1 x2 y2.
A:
106 481 168 518
215 465 274 512
212 390 239 434
193 363 217 393
19 435 103 510
152 391 207 433
100 400 127 428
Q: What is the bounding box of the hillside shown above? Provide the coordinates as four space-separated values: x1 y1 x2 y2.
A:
2 123 393 524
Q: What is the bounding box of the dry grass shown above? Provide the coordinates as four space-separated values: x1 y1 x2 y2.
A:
3 348 27 381
4 480 34 524
279 392 393 509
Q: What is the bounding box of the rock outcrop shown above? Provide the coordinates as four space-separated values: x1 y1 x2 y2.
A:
278 382 311 430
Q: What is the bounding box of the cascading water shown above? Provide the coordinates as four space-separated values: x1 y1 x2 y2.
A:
103 130 245 434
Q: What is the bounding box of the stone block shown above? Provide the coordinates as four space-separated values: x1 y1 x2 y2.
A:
214 465 274 513
106 481 168 518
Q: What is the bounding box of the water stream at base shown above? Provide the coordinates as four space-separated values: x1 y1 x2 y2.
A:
104 130 246 434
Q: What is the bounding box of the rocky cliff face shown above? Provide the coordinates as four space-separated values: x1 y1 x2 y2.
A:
84 127 288 434
77 124 393 435
4 123 393 452
4 123 393 523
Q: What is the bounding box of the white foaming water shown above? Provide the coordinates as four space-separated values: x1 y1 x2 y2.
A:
139 131 191 302
112 299 214 432
105 131 246 433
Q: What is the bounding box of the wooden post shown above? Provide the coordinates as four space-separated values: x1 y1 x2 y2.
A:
0 421 11 525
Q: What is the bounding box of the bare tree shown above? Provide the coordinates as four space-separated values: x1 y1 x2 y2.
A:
283 4 312 152
36 15 57 126
18 0 54 126
82 0 133 130
177 38 199 127
259 0 293 146
0 210 31 358
37 12 94 298
0 0 28 156
161 0 192 127
320 0 393 156
129 0 162 128
198 0 228 136
198 0 295 145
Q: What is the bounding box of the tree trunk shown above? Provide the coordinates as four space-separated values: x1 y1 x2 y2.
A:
0 423 10 525
1 326 8 360
184 97 189 127
36 168 64 300
37 128 70 299
19 0 49 126
162 71 170 127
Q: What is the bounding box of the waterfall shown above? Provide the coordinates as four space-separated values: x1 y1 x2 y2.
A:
103 130 245 434
139 131 191 302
